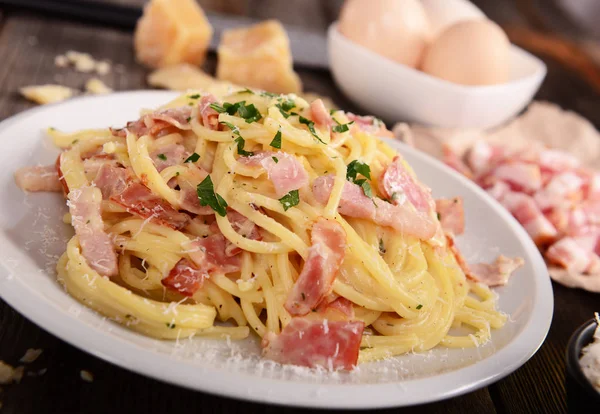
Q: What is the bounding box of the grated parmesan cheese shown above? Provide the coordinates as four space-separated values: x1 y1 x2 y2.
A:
19 348 43 364
80 370 94 382
85 78 112 95
20 84 75 105
54 51 112 75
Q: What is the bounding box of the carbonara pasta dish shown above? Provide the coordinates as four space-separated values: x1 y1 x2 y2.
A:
14 89 523 370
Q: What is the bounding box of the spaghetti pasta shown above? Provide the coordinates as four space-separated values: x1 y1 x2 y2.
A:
24 89 510 370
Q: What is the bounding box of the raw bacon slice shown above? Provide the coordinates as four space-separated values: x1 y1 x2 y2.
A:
442 145 473 179
110 182 190 229
239 152 309 197
68 186 118 277
93 164 132 199
150 144 188 172
14 165 61 192
466 141 505 176
345 113 394 138
468 255 525 287
186 233 242 274
112 107 193 137
435 197 465 235
313 175 437 240
546 237 599 274
262 317 365 370
533 172 583 211
381 156 435 213
161 258 206 297
490 162 542 193
285 219 346 316
176 165 214 215
500 192 558 245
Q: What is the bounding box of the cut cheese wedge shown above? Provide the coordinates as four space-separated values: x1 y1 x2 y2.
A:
134 0 213 69
217 20 302 94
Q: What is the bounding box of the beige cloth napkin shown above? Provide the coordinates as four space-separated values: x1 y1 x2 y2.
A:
393 101 600 292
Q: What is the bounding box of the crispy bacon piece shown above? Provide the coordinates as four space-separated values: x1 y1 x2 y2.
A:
176 165 213 215
381 156 435 213
262 317 365 370
198 94 220 130
209 210 263 256
186 234 242 274
435 197 465 235
161 258 206 297
68 186 118 277
93 164 132 199
14 165 61 192
238 152 309 197
313 175 437 240
111 107 193 137
285 219 346 316
110 182 190 229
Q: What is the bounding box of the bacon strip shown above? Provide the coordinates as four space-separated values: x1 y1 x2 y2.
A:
186 233 241 274
150 144 188 172
238 152 309 197
161 258 206 297
14 165 61 192
209 210 263 256
198 94 220 130
381 156 435 213
285 219 346 316
110 182 190 229
93 164 131 199
313 175 437 240
262 317 364 370
435 197 465 235
176 165 214 215
310 99 332 129
112 107 192 138
68 186 118 277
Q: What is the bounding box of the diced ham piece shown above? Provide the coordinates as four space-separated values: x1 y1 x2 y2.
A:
110 182 190 229
500 192 558 245
14 165 61 192
161 258 206 297
381 156 435 213
82 155 116 179
112 107 192 137
198 94 220 131
435 197 465 235
310 99 332 128
239 152 309 198
150 144 188 172
486 180 511 201
186 234 242 274
209 209 263 256
533 172 583 211
442 145 473 179
93 164 132 199
285 219 346 316
466 141 505 176
176 165 214 215
580 170 600 201
313 175 438 240
315 295 355 319
468 255 525 287
262 317 365 370
346 113 394 138
68 186 118 277
538 149 579 172
546 237 600 274
490 162 542 193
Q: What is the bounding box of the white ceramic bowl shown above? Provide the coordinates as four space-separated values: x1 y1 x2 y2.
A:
328 22 547 130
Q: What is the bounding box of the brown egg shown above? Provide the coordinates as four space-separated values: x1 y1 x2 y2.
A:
338 0 431 68
421 20 510 86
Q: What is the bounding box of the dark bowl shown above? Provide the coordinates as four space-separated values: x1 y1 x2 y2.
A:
566 318 600 402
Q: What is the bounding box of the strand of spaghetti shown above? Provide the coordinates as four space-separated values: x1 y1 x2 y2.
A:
241 299 266 337
254 258 280 334
358 337 421 363
211 273 264 303
321 146 347 218
126 133 180 207
194 326 250 340
59 149 88 189
47 127 114 148
204 281 247 327
118 254 163 291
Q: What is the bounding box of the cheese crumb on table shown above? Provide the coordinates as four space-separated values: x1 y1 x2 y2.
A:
217 20 302 94
80 370 94 382
19 348 43 364
85 78 112 95
20 85 75 105
0 362 24 385
147 63 233 95
134 0 213 68
54 51 111 75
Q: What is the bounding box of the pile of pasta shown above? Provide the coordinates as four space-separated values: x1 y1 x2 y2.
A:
24 89 509 370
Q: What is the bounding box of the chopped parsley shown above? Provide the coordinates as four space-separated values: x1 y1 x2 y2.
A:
234 136 253 156
166 322 176 329
292 113 325 144
211 101 262 123
278 189 300 211
416 304 423 310
379 238 386 254
260 91 278 98
437 212 441 220
238 88 255 94
196 175 228 217
175 172 180 176
71 139 79 145
272 156 279 164
270 129 282 149
157 153 167 161
346 160 371 182
275 99 295 118
332 119 354 133
184 152 200 163
186 116 192 122
188 94 201 99
354 179 373 198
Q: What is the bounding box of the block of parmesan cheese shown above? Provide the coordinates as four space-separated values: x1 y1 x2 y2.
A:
134 0 213 69
20 85 75 105
217 20 302 94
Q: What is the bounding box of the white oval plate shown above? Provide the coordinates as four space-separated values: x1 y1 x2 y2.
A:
0 91 553 409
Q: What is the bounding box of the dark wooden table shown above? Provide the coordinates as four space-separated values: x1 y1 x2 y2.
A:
0 1 599 413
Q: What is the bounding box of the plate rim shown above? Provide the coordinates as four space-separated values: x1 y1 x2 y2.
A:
0 91 554 409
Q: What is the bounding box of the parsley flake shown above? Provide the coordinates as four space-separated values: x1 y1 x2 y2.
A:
354 179 373 198
270 129 282 149
157 153 167 161
416 304 423 310
184 153 200 163
71 139 79 145
211 101 262 123
332 119 354 133
234 136 254 156
188 94 201 99
292 113 325 144
301 292 306 301
196 175 228 217
260 91 278 98
437 212 441 221
278 190 299 211
272 156 279 164
166 322 176 329
379 238 386 254
186 116 192 122
239 88 255 94
346 160 371 182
